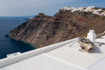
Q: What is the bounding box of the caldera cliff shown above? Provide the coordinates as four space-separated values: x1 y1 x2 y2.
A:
9 6 105 48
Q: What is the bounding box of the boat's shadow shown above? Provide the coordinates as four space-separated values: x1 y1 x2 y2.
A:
89 44 102 54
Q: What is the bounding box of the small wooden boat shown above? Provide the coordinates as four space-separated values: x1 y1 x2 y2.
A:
78 37 94 52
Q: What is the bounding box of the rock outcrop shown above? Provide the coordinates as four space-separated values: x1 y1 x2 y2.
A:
9 7 105 48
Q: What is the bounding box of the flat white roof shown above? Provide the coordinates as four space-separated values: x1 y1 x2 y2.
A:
0 37 105 70
47 40 105 68
1 54 83 70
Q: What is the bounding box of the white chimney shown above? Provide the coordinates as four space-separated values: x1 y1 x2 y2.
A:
87 30 96 43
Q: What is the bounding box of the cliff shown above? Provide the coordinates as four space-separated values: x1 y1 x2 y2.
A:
9 6 105 48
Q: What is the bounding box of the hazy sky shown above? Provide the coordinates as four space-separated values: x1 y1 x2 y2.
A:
0 0 105 16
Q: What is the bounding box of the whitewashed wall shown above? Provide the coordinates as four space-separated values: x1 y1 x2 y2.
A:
0 38 78 68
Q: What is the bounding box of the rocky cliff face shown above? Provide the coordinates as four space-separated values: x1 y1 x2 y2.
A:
9 7 105 48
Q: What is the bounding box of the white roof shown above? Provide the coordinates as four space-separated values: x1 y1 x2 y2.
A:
0 36 105 70
47 39 105 69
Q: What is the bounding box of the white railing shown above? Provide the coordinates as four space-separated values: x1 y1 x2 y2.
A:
97 31 105 37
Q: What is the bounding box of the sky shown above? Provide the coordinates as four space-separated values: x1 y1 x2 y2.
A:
0 0 105 16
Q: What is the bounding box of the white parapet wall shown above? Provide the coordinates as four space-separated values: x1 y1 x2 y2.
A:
0 38 78 68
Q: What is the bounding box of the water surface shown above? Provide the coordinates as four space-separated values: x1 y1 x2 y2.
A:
0 17 34 59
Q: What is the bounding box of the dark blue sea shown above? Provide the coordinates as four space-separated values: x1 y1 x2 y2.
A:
0 17 34 59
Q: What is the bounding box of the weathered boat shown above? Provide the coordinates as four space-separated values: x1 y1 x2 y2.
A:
78 37 94 52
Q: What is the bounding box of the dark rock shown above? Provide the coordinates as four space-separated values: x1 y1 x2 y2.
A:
5 34 9 38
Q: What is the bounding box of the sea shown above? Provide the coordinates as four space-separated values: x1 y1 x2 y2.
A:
0 17 35 59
